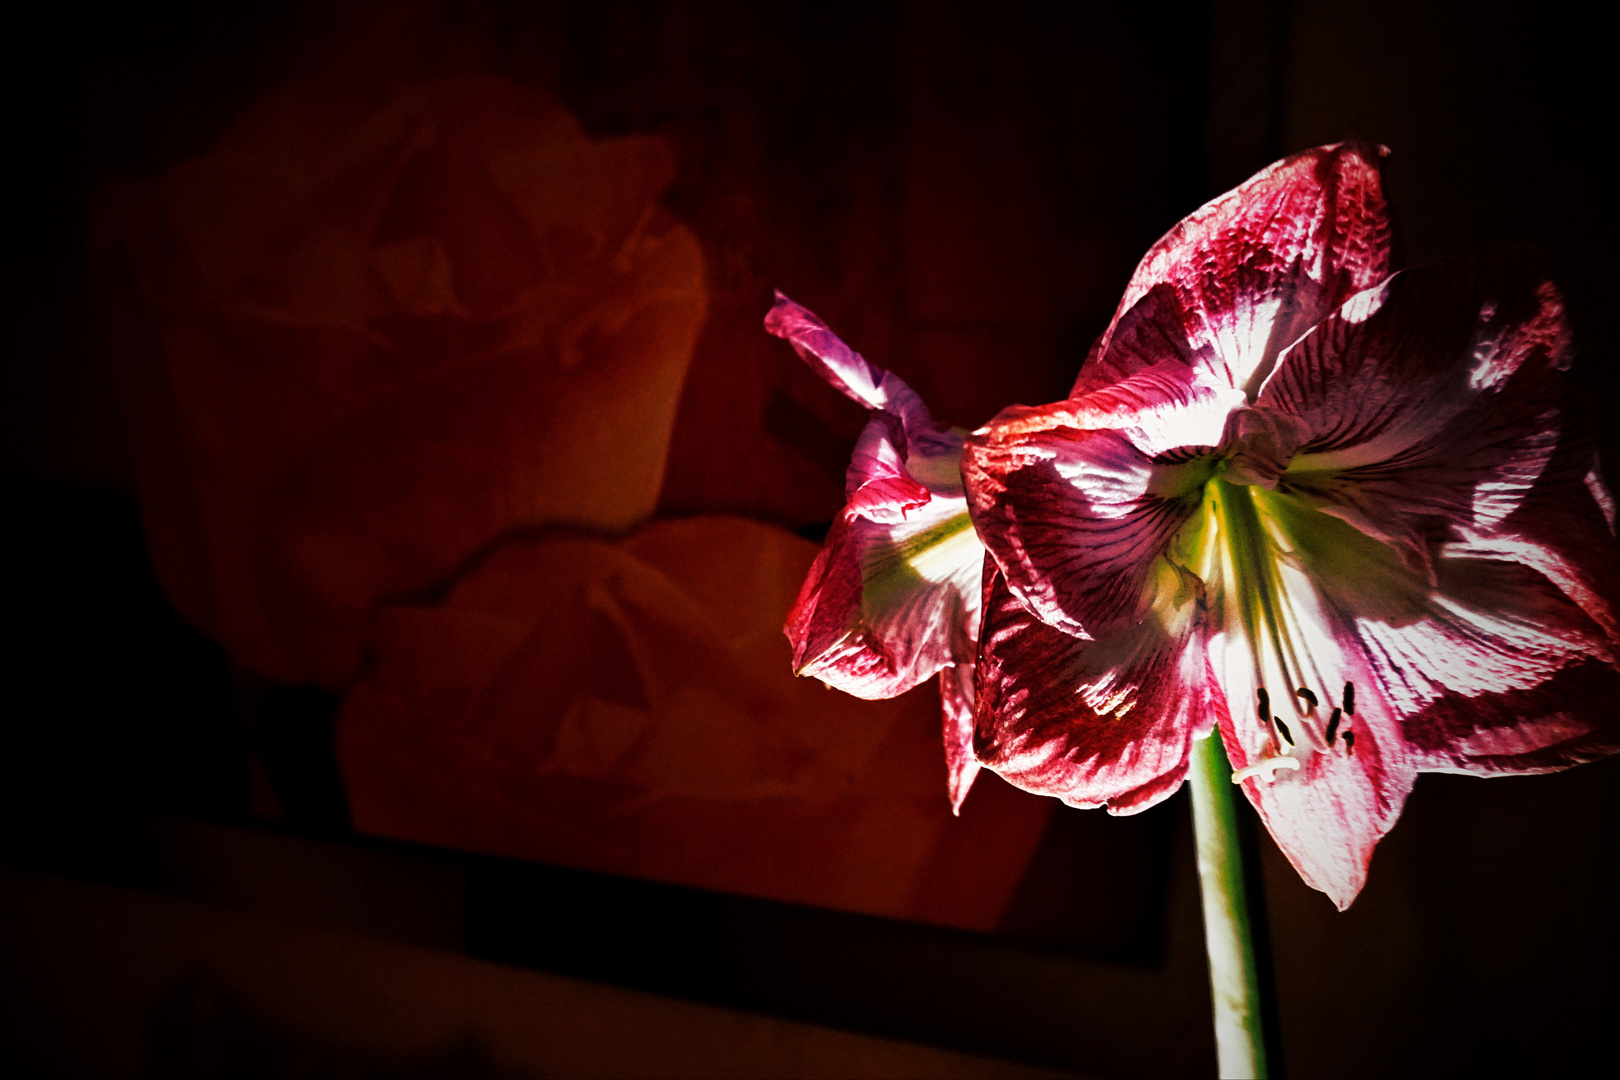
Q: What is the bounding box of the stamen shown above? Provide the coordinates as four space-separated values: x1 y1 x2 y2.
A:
1273 716 1295 747
1295 686 1317 711
1256 687 1270 722
1342 681 1356 716
1232 756 1300 784
1343 730 1356 755
1325 707 1342 745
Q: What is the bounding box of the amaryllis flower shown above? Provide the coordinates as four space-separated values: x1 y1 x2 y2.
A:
962 142 1620 907
767 294 987 811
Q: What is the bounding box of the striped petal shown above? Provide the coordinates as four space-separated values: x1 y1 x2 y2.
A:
965 361 1240 638
972 567 1211 814
1077 142 1393 399
1262 258 1577 580
765 291 959 464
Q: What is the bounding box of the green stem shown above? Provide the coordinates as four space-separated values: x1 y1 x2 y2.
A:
1189 731 1269 1079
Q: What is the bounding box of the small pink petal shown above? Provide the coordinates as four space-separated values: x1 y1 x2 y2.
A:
941 656 982 816
766 292 949 455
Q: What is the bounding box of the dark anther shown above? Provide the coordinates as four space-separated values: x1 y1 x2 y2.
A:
1257 687 1270 721
1344 730 1356 754
1326 707 1342 745
1342 681 1356 715
1296 686 1318 709
1274 716 1294 746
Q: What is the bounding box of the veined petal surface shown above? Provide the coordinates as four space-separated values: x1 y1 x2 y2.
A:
1366 553 1620 775
1077 142 1393 399
769 292 989 808
973 567 1210 814
965 360 1238 638
1263 259 1576 576
1196 479 1421 909
784 448 982 701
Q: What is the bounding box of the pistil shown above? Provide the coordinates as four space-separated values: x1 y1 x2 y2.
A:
1231 756 1300 784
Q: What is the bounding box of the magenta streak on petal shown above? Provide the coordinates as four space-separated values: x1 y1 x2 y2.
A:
1198 482 1418 909
1259 261 1575 583
958 143 1618 910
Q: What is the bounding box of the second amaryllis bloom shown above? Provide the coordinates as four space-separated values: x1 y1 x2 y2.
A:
767 294 987 812
962 142 1620 907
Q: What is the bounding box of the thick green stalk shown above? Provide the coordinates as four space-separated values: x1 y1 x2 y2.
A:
1189 731 1268 1079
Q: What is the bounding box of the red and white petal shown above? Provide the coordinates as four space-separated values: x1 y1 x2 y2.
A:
1361 554 1620 774
784 517 870 687
765 291 953 457
1077 142 1393 399
964 367 1232 637
1262 259 1577 583
842 413 933 521
940 646 982 816
972 567 1210 815
939 556 988 813
786 495 983 702
844 413 970 512
1474 433 1620 648
1219 693 1414 914
993 352 1244 459
1204 541 1418 912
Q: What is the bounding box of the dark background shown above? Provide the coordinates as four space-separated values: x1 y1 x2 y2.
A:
4 2 1616 1077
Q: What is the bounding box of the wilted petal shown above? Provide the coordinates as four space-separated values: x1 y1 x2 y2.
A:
973 567 1210 814
1077 142 1393 398
765 292 957 460
772 294 988 767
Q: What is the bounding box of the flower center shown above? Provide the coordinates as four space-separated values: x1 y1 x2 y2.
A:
1166 468 1382 781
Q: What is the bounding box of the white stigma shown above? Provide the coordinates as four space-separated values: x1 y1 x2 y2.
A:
1231 756 1300 784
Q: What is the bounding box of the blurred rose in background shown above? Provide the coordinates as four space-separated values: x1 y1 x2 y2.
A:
96 68 705 687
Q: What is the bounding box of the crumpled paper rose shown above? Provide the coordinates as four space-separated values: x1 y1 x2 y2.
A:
96 73 706 686
337 516 1052 926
